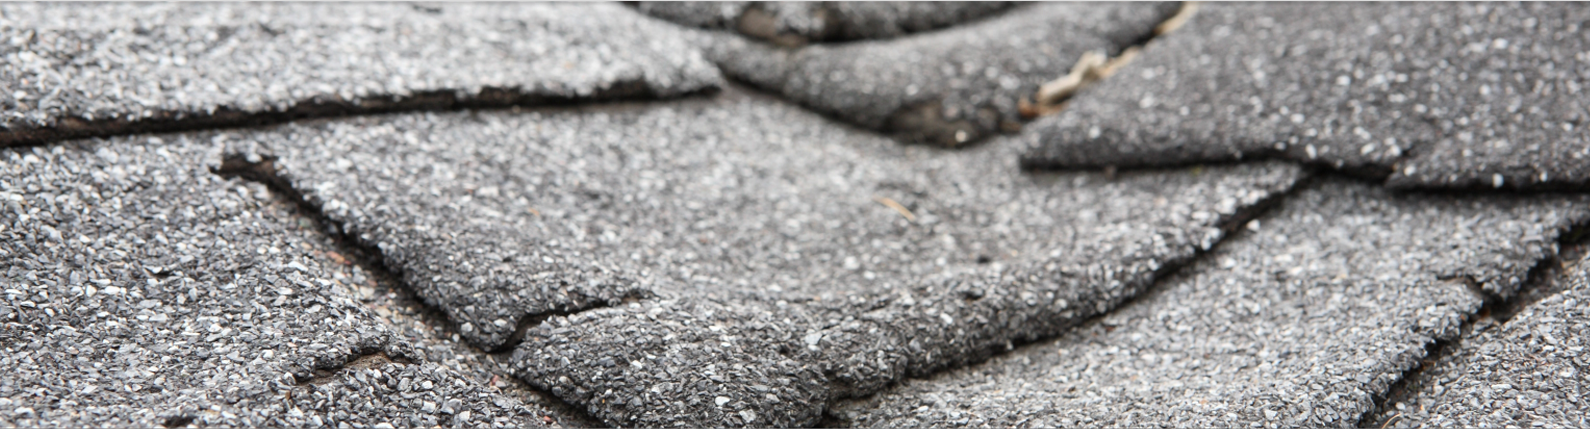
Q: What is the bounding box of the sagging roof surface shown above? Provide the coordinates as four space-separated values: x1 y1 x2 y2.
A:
3 2 1589 428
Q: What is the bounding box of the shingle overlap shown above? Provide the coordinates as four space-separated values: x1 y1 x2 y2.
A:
701 2 1178 146
0 138 546 427
832 180 1590 427
1021 3 1590 190
4 2 1590 427
0 3 720 147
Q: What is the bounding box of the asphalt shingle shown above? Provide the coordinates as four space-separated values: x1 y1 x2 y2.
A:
223 85 1300 426
1378 252 1590 428
4 3 1589 428
832 179 1590 427
0 138 546 427
1021 3 1590 190
700 2 1178 146
0 2 720 147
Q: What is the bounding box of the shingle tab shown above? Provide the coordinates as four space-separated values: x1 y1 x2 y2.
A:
0 3 721 147
833 179 1590 427
702 3 1178 146
226 86 1301 426
1022 3 1590 190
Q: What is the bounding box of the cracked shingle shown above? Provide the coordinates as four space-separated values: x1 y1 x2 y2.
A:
0 139 546 427
1380 251 1590 428
226 85 1301 426
831 179 1590 427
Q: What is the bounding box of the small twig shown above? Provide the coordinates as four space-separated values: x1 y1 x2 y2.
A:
1027 46 1143 117
872 196 916 222
1023 2 1200 119
1034 50 1109 107
1154 2 1202 35
1379 412 1403 429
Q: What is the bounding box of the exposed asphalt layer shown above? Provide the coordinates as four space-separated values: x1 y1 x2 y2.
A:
1020 3 1590 190
0 139 549 427
698 2 1179 147
831 178 1590 427
634 2 1015 45
0 2 721 147
221 85 1302 426
1376 252 1590 428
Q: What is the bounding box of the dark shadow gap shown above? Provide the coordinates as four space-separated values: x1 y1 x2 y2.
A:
160 414 196 428
1021 148 1396 183
294 352 413 386
1028 152 1590 198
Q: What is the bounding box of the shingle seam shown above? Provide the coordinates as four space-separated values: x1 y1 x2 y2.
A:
701 3 1184 149
1361 234 1590 428
0 81 719 151
210 149 612 428
1020 136 1402 181
629 1 1024 47
818 164 1316 418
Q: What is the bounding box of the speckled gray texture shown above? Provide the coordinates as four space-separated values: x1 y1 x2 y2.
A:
702 2 1178 146
224 86 1302 426
0 2 721 146
11 2 1590 427
1383 3 1590 191
515 298 830 427
1022 3 1590 190
635 2 1014 45
832 179 1590 427
0 139 547 427
1379 253 1590 428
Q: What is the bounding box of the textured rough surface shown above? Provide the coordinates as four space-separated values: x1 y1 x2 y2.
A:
832 180 1590 427
8 3 1590 428
1022 3 1590 190
635 2 1014 45
226 86 1302 426
703 2 1178 146
1377 252 1590 428
0 140 548 427
0 2 721 146
515 298 830 428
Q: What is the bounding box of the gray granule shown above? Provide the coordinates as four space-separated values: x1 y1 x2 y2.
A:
226 84 1301 426
0 2 721 147
698 2 1179 147
0 138 545 427
1021 3 1590 190
831 179 1590 427
635 2 1015 45
1380 252 1590 428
